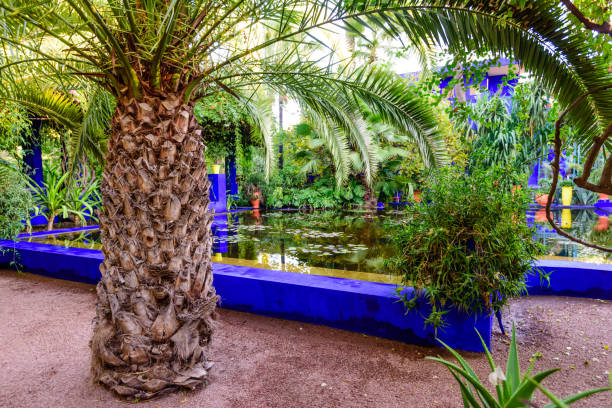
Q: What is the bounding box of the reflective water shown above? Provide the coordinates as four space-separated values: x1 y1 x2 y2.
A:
18 208 612 282
529 207 612 264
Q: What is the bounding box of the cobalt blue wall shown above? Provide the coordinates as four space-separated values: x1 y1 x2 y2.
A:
526 260 612 300
2 235 611 351
0 235 491 352
208 173 227 213
0 240 103 284
22 117 44 187
213 263 492 352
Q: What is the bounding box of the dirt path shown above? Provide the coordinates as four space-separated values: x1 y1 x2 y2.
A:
0 270 610 408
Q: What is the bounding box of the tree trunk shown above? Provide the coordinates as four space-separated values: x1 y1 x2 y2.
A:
360 173 377 209
91 92 217 400
46 213 54 231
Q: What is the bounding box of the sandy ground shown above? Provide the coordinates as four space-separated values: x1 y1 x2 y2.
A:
0 270 610 408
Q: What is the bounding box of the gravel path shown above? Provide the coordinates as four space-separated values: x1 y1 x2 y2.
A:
0 270 610 408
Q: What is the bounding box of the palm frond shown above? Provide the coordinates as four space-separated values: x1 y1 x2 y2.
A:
242 92 275 180
303 108 352 186
67 87 115 172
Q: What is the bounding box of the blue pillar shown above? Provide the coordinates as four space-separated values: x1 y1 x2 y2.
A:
528 159 540 187
22 117 44 187
208 173 227 213
547 149 567 179
226 154 238 196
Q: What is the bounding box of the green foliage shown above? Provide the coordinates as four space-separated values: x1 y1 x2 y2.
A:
0 165 31 239
0 102 29 153
261 171 364 210
27 162 100 230
454 82 553 175
386 166 544 329
428 326 611 407
375 158 414 203
194 93 252 165
572 186 598 206
559 179 574 188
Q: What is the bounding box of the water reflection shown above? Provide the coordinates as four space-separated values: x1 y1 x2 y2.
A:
529 207 611 263
561 209 572 229
18 208 612 278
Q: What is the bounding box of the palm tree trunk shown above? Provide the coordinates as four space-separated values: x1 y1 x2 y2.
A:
91 92 218 400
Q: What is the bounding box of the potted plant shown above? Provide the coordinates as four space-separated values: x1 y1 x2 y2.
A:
243 173 265 209
247 186 262 208
386 166 544 331
535 179 552 206
559 178 574 206
205 140 228 174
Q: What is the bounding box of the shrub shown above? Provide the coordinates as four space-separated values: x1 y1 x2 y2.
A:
386 165 544 329
0 168 32 240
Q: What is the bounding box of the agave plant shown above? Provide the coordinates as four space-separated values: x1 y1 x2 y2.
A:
428 326 611 408
0 0 610 400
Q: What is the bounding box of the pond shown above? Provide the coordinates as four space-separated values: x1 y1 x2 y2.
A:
18 207 612 282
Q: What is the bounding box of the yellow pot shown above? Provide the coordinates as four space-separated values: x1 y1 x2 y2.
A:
213 253 223 262
211 164 221 174
561 186 573 206
561 208 572 229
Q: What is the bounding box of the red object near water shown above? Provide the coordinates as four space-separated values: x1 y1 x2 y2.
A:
535 208 548 223
595 216 610 232
413 190 422 203
536 194 549 206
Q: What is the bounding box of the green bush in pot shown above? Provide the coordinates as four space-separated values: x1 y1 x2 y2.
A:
386 165 545 330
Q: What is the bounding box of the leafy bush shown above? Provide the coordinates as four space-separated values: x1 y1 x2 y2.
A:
386 166 544 329
262 173 364 209
0 167 32 240
429 326 611 407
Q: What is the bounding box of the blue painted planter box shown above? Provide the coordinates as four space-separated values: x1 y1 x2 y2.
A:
212 263 492 352
0 236 491 352
527 260 612 300
3 232 610 352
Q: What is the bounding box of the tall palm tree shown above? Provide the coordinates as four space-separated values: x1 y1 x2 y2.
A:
0 0 448 399
0 0 610 400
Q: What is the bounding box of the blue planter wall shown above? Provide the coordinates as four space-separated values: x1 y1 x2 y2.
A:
526 260 612 300
208 173 227 213
2 233 611 352
0 235 491 352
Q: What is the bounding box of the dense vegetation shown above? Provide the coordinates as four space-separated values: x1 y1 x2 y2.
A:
387 165 544 329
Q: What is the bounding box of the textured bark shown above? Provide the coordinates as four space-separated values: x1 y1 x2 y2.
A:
91 92 218 400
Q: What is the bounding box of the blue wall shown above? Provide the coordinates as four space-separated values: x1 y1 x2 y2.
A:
2 235 610 352
0 235 491 352
526 260 612 300
22 117 44 187
208 173 227 213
